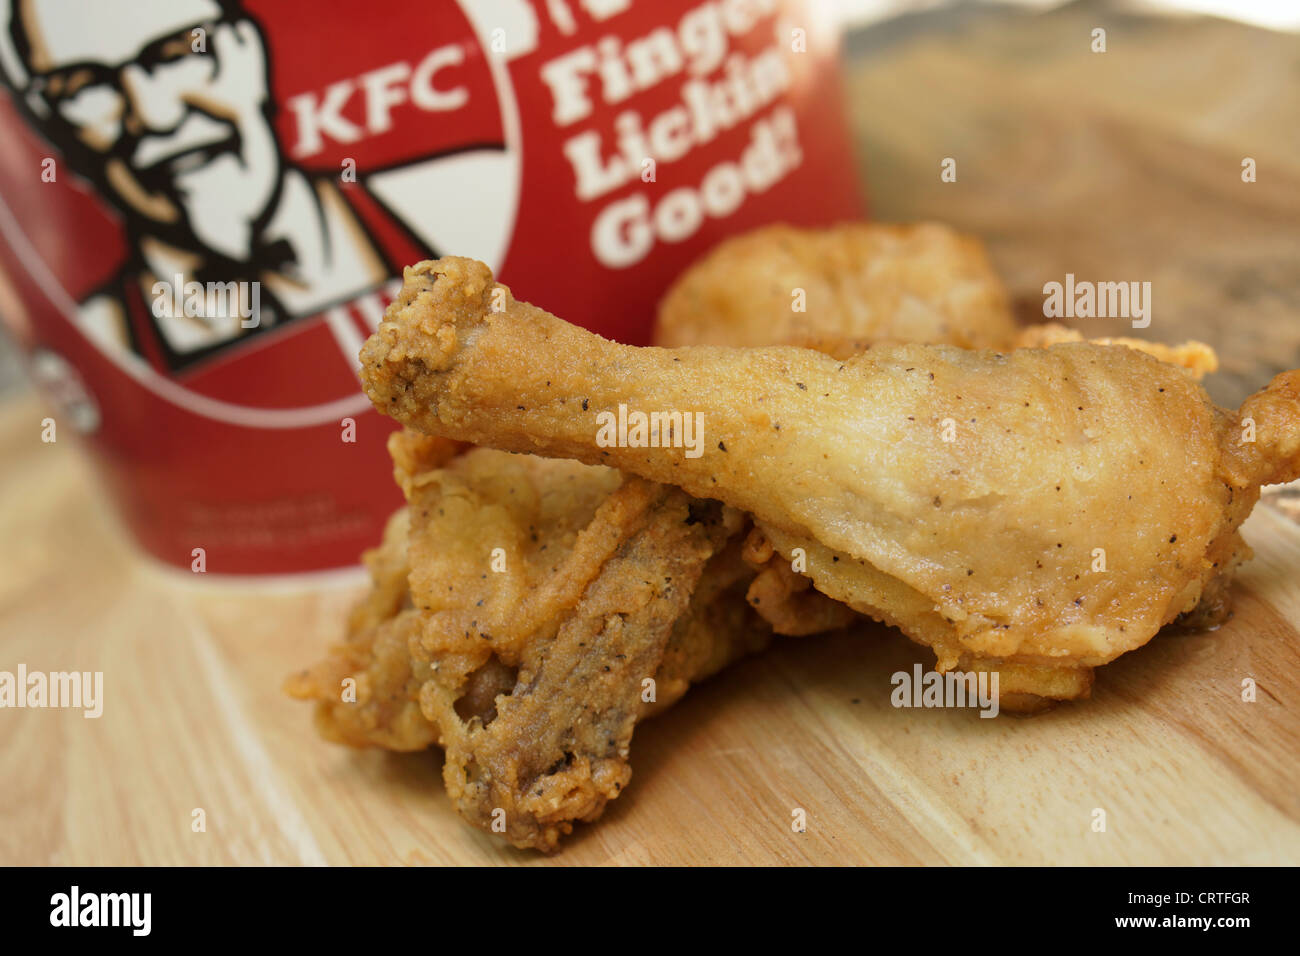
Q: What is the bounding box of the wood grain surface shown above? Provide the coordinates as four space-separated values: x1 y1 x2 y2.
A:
2 4 1298 865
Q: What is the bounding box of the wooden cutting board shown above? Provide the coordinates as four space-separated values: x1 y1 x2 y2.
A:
2 4 1299 865
2 389 1298 866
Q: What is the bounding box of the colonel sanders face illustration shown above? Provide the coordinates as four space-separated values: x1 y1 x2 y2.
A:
3 0 279 263
0 0 523 372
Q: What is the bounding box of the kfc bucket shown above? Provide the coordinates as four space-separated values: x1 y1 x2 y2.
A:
0 0 863 573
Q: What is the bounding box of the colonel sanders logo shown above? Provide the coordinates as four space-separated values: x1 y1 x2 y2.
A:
0 0 528 417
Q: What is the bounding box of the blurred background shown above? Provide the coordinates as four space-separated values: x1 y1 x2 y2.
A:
832 0 1300 410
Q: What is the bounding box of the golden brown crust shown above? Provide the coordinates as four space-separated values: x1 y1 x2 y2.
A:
359 256 1298 707
1231 369 1300 487
294 230 1298 851
655 222 1019 353
653 226 1221 381
288 446 769 850
387 427 466 498
1015 323 1218 380
433 480 748 849
741 526 860 636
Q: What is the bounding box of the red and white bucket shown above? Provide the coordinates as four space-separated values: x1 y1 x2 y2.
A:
0 0 863 573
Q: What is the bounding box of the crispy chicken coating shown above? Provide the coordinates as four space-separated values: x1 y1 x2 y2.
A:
1015 322 1218 380
656 222 1020 354
656 223 1216 378
291 224 1258 851
287 442 768 850
360 257 1300 706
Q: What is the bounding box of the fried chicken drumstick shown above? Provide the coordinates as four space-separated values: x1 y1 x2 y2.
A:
360 257 1300 706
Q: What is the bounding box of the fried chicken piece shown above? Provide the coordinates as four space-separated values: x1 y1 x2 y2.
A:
657 223 1004 634
654 224 1215 637
433 480 763 849
285 508 440 752
288 445 769 850
741 526 859 636
1015 322 1218 380
656 222 1020 355
656 223 1216 378
360 257 1300 707
284 431 476 750
386 429 468 498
